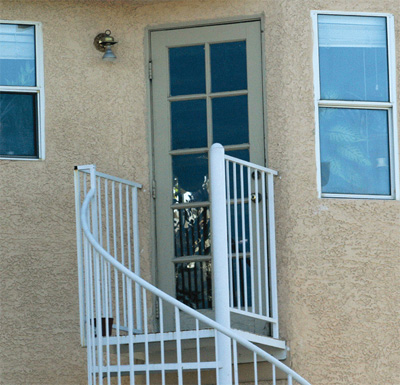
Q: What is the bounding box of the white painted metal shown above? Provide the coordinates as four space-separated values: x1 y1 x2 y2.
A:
210 143 233 384
75 164 312 385
221 146 280 332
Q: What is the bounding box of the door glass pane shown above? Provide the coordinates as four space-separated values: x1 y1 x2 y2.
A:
318 15 389 102
175 261 212 309
171 99 207 150
0 92 37 157
174 206 210 257
169 45 206 96
172 153 209 203
212 95 249 145
0 24 36 87
319 108 390 195
210 41 247 92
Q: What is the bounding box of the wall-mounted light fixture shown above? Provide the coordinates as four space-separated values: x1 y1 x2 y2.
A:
94 30 118 61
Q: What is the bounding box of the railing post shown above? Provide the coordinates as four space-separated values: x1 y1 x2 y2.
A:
210 143 232 384
74 167 86 346
267 172 279 339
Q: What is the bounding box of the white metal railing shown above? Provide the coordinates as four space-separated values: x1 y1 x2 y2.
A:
214 144 279 338
75 166 142 346
75 162 312 385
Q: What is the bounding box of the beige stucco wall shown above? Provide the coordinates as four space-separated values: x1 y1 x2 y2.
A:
0 0 399 384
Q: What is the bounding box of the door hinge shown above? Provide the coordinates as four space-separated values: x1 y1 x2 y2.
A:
152 180 156 199
155 299 160 320
148 61 153 80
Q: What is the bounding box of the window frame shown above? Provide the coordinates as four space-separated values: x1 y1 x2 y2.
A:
312 11 399 200
0 20 45 160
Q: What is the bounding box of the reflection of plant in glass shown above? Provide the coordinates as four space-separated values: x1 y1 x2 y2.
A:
4 61 35 86
175 261 212 309
320 108 389 194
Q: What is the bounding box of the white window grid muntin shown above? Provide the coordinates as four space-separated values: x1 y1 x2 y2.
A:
0 20 45 160
311 11 398 200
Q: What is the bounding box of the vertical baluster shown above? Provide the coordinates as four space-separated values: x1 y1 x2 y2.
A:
225 160 233 308
268 173 279 338
159 298 166 385
126 186 132 271
104 270 111 385
83 234 93 385
97 177 107 321
288 374 293 385
127 279 135 385
114 264 121 385
143 289 150 385
89 242 97 384
104 180 113 319
254 171 262 314
247 167 255 313
175 307 183 385
119 184 127 327
261 172 269 317
196 319 201 385
74 169 85 346
253 352 258 385
233 340 239 385
214 329 219 385
272 364 276 385
89 169 103 385
240 164 248 311
132 187 142 331
233 163 241 309
86 195 97 385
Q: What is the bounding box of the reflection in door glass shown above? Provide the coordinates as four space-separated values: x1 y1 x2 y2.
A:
175 261 212 309
174 207 210 257
169 45 206 96
172 153 209 203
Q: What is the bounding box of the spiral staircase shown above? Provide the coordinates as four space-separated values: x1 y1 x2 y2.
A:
74 144 312 385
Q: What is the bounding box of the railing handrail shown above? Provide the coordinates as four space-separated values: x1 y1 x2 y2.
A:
224 154 278 176
76 166 143 188
80 172 312 385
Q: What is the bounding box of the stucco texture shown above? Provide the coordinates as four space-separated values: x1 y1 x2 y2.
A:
0 0 399 384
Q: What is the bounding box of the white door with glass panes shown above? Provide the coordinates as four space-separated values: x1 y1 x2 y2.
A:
151 21 265 327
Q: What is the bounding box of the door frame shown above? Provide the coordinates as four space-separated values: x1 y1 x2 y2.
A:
145 15 269 327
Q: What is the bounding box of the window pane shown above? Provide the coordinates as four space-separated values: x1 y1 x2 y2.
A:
0 24 36 87
171 99 207 150
318 15 389 102
0 92 38 157
169 45 206 96
319 108 390 195
172 153 208 203
212 95 249 145
210 41 247 93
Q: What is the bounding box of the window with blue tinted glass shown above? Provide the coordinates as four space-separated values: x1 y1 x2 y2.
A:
0 23 41 159
315 14 395 197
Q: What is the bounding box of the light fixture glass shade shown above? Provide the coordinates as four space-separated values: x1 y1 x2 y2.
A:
102 46 117 61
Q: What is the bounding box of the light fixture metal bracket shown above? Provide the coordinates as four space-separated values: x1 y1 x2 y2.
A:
94 30 117 52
